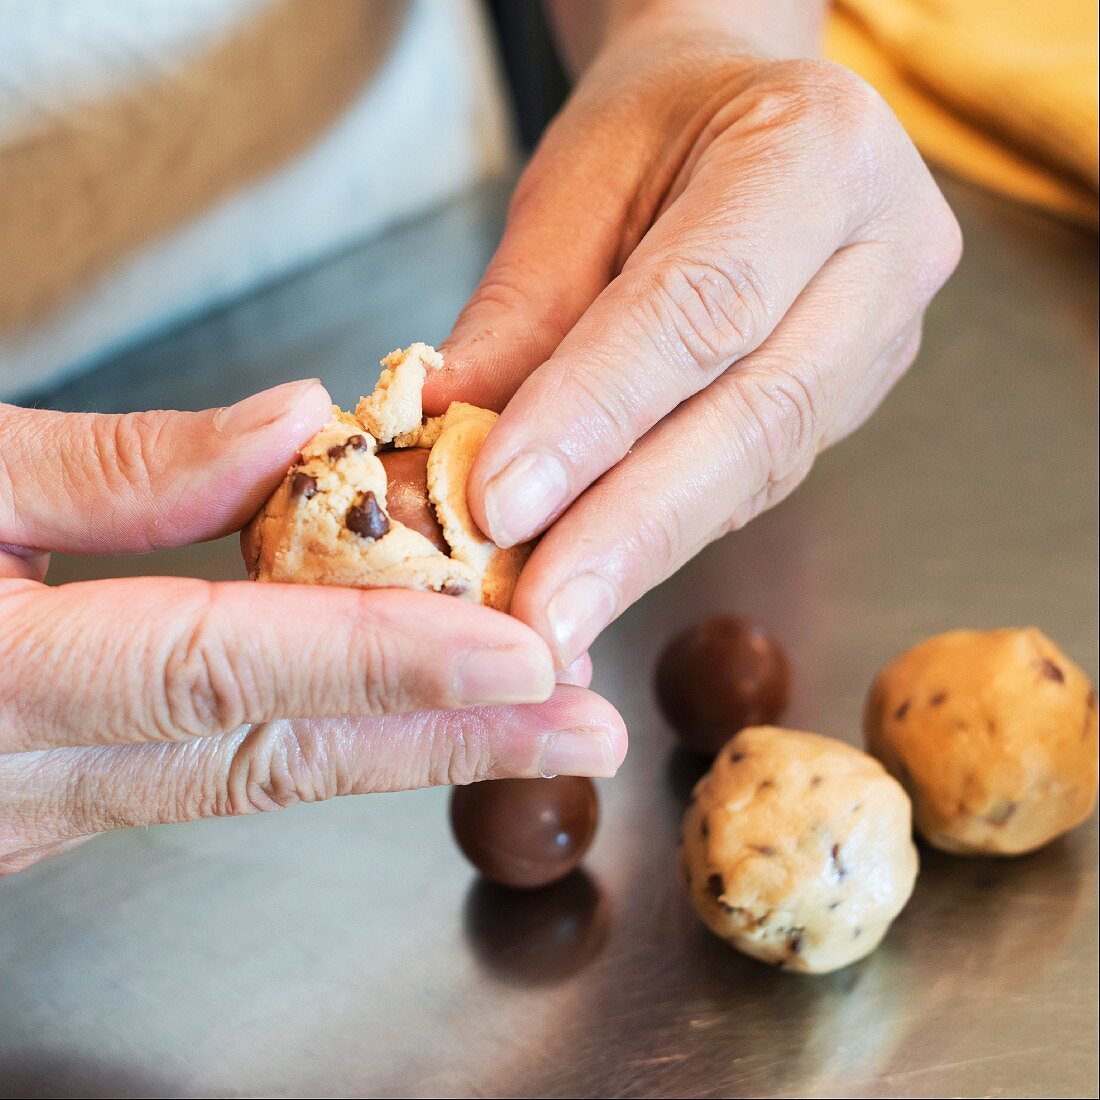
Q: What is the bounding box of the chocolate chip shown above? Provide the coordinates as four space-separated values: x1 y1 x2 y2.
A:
987 801 1017 827
441 582 467 597
750 844 778 857
1040 659 1065 683
346 491 390 540
789 931 804 955
290 471 318 499
757 779 776 791
728 751 746 763
810 774 823 787
894 700 911 721
831 843 848 880
929 691 947 706
700 818 709 839
706 873 724 899
327 434 370 460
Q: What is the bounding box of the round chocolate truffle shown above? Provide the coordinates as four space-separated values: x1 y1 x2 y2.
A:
655 615 790 756
377 447 448 553
450 776 598 889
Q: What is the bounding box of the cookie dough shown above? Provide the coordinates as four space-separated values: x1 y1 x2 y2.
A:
681 726 918 974
865 628 1098 856
242 343 531 611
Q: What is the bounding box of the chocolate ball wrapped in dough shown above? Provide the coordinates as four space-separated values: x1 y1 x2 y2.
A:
242 343 530 611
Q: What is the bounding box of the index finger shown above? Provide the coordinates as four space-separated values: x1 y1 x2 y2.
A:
0 577 555 753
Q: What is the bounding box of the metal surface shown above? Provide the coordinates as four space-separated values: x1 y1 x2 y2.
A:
1 175 1097 1099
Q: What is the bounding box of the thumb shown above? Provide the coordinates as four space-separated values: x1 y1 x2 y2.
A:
423 120 640 416
0 379 330 554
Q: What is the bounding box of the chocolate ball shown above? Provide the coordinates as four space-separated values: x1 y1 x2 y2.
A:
450 776 598 889
655 615 790 756
377 447 448 553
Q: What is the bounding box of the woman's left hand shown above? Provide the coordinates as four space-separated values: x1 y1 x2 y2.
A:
425 10 961 668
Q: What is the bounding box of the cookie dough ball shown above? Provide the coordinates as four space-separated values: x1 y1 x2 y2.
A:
681 727 918 974
865 628 1098 856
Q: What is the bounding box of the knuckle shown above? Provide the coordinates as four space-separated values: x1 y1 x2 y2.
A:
85 412 172 550
90 412 162 494
158 588 248 740
633 256 770 372
746 60 895 215
352 616 409 714
427 715 496 788
726 368 823 483
753 59 887 139
218 721 322 817
625 503 684 584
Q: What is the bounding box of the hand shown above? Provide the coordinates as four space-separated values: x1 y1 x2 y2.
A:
426 13 961 669
0 383 625 874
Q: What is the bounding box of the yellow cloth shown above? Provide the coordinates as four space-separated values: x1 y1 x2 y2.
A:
828 0 1099 228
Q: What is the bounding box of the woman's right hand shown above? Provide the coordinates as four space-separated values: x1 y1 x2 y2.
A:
0 381 625 874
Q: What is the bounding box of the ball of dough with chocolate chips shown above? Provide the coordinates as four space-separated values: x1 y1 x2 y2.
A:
865 628 1098 856
681 727 918 974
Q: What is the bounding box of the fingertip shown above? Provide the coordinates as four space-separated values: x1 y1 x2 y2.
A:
556 651 594 688
260 379 332 457
212 378 330 443
537 684 628 766
421 362 461 417
292 379 334 435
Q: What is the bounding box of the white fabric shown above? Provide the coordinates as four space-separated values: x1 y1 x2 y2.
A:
0 0 512 398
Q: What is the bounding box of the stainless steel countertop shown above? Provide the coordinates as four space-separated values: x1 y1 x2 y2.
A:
1 175 1096 1099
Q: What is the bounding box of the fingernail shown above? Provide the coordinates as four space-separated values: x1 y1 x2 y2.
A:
483 450 569 547
214 379 322 437
539 729 617 778
455 645 555 705
545 573 617 668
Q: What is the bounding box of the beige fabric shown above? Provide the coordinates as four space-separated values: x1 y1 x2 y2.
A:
0 0 402 334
